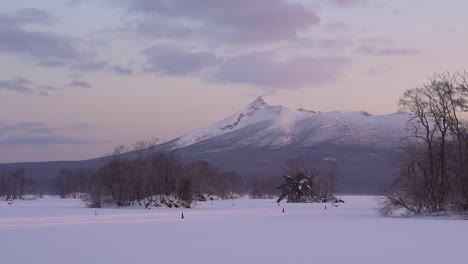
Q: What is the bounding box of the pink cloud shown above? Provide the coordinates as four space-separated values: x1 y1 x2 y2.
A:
213 52 350 88
142 45 220 75
122 0 320 44
329 0 367 7
356 45 420 56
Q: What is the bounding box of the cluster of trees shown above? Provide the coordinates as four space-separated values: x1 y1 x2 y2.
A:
381 72 468 215
276 159 337 203
54 168 95 199
54 140 244 208
2 148 339 208
53 144 340 208
0 169 31 200
249 175 281 199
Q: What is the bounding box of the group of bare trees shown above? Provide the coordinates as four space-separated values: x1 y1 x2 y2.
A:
381 72 468 215
54 140 244 208
249 174 281 199
276 159 337 203
54 168 95 199
0 168 31 200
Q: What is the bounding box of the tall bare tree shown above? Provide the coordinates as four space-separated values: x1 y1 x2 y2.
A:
382 72 468 215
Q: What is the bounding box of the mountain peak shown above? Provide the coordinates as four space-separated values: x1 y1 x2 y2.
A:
246 96 267 111
173 97 410 150
297 108 316 113
219 96 269 131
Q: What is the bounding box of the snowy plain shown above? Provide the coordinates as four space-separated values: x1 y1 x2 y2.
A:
0 196 466 264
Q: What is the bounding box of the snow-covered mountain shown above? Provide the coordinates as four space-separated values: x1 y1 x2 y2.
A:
154 96 410 193
170 96 409 151
1 97 411 194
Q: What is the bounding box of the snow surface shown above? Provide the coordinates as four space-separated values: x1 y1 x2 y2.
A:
173 96 409 149
1 196 466 264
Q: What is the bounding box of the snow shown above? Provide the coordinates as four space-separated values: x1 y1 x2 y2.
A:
172 96 410 149
1 196 466 264
174 96 278 147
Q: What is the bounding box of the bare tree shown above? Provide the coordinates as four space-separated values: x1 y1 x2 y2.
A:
55 141 248 208
382 72 468 215
149 152 183 198
0 169 32 200
249 174 281 199
317 163 337 201
128 138 158 205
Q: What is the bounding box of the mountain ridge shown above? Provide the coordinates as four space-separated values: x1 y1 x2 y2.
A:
0 97 411 193
171 96 409 151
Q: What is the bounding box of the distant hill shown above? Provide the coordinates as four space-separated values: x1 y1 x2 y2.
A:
0 97 410 193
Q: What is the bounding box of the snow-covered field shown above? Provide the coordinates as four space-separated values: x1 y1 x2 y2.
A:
0 196 466 264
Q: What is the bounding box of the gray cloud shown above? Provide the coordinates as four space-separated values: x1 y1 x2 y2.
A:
376 48 421 56
0 122 102 146
142 45 220 75
297 37 354 50
367 64 393 75
70 60 108 72
38 85 58 91
0 77 96 96
0 28 79 60
212 52 350 88
0 136 100 146
0 122 56 137
329 0 368 7
36 85 59 97
0 8 55 26
69 80 93 89
66 0 94 7
356 45 420 56
38 60 68 67
112 1 354 89
0 9 80 62
119 0 320 45
19 122 57 134
12 77 31 85
7 121 95 133
112 65 133 76
140 44 350 88
0 8 111 74
323 22 351 33
0 77 57 96
66 123 95 131
0 77 33 94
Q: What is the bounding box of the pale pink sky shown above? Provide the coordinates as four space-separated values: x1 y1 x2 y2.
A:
1 0 467 162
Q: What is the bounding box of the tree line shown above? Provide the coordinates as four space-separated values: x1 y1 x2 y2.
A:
0 168 32 200
381 72 468 215
2 145 337 208
53 140 244 208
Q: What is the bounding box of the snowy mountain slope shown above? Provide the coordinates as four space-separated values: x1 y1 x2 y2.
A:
155 97 412 193
0 97 411 193
172 96 409 151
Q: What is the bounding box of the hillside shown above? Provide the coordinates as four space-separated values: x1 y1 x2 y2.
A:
0 97 410 193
